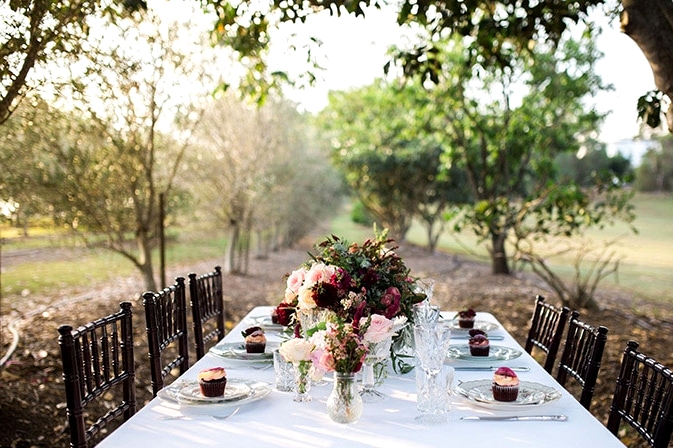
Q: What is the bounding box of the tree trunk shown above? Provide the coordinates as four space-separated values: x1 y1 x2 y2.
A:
224 221 240 274
621 0 673 132
490 232 510 275
138 232 157 291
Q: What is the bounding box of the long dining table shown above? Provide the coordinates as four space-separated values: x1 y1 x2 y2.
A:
97 306 625 447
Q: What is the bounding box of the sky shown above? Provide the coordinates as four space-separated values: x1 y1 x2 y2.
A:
271 7 658 162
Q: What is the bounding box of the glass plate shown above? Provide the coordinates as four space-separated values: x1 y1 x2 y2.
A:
248 315 284 330
455 380 562 411
445 319 499 332
210 342 278 360
158 379 272 408
176 381 251 404
447 344 522 361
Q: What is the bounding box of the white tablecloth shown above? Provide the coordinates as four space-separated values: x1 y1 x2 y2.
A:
98 306 625 448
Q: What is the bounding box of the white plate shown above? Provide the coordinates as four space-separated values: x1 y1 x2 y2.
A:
176 381 251 404
158 379 272 408
445 319 499 332
210 342 278 361
455 380 561 411
248 315 283 330
447 344 522 361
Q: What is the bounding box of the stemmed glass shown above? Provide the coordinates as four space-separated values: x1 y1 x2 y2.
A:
413 323 452 424
412 301 441 327
413 279 435 302
360 335 393 403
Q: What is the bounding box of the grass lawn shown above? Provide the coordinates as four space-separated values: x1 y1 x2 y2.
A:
2 193 671 305
330 193 673 305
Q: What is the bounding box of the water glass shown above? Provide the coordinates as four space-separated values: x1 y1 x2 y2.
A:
416 365 454 414
413 324 452 424
273 348 294 392
412 302 441 327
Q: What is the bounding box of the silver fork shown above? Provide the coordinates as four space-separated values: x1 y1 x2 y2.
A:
158 407 241 421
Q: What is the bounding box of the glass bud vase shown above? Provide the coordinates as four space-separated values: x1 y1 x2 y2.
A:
360 336 392 403
327 372 363 424
293 361 312 403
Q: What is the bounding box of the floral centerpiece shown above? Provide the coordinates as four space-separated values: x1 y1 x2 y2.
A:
275 230 426 373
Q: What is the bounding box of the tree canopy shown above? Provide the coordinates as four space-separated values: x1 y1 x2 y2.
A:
204 0 673 132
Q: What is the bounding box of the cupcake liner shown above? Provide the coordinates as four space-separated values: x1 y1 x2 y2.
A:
199 378 227 397
469 344 490 356
458 318 475 328
246 342 266 353
492 383 519 402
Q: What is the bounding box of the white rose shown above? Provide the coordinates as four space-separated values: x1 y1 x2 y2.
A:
279 338 315 363
296 285 316 310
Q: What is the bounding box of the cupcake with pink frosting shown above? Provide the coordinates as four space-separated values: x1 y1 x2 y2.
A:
492 367 519 402
198 367 227 397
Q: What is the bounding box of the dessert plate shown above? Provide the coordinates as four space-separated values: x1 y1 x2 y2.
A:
455 380 561 411
445 319 499 332
158 379 272 408
176 381 251 404
248 315 284 330
447 344 522 361
210 342 278 361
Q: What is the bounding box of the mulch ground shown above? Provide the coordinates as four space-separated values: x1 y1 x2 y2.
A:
1 234 671 448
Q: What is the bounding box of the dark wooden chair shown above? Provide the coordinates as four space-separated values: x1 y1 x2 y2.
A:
142 276 190 397
555 311 609 411
58 302 136 448
607 340 673 448
524 294 571 373
189 266 225 360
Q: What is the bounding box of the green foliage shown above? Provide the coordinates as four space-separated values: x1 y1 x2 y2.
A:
350 200 374 227
201 0 608 101
555 149 635 187
0 0 137 124
635 137 673 192
637 90 665 129
426 33 627 274
316 80 471 242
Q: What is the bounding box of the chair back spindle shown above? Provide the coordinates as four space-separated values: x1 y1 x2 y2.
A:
607 340 673 448
556 311 609 410
524 295 570 373
58 302 136 448
143 277 190 397
189 266 225 360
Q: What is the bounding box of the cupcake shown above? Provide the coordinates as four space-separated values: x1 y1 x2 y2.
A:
492 367 519 402
242 326 266 353
198 367 227 397
271 308 279 324
457 309 476 328
468 334 490 356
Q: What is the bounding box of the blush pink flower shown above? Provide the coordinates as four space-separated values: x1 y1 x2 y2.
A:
286 268 307 293
305 263 335 287
360 314 395 343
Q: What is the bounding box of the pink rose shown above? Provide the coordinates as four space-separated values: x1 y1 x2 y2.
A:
305 263 335 286
286 268 307 293
317 350 336 372
360 314 394 343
